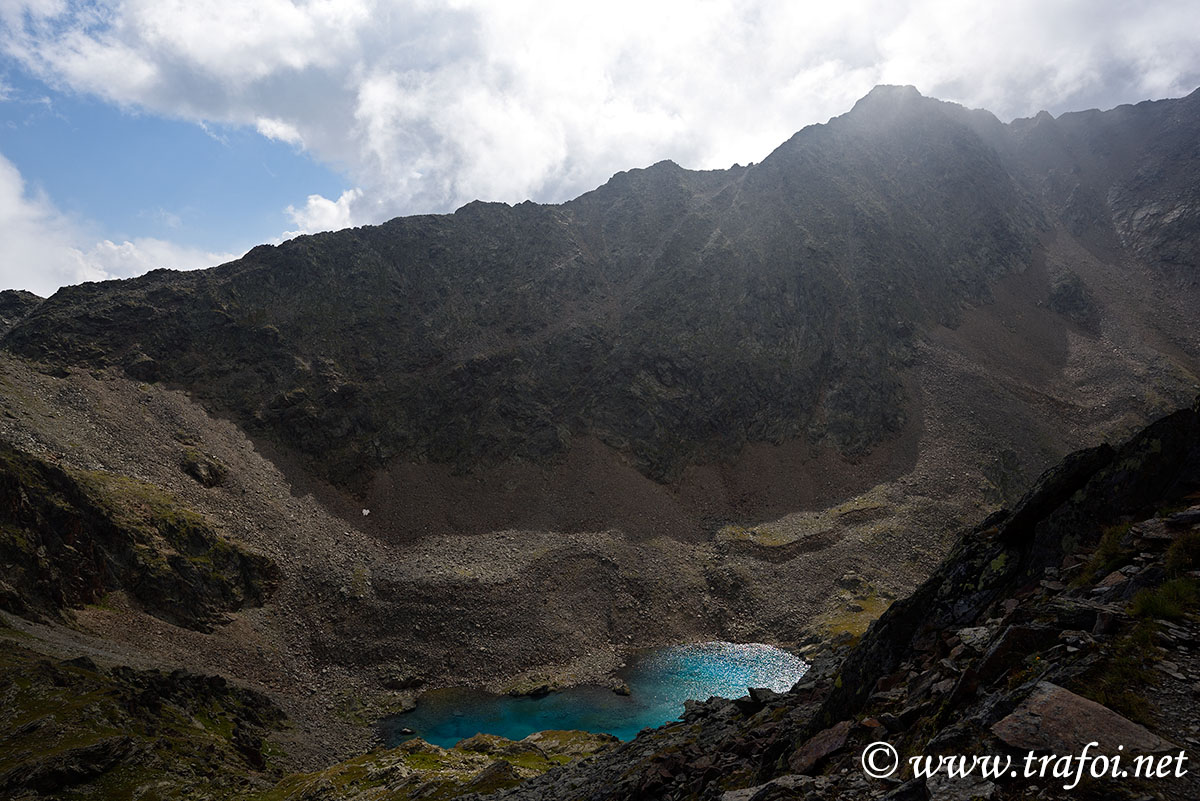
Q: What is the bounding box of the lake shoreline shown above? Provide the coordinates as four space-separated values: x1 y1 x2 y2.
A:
381 641 810 748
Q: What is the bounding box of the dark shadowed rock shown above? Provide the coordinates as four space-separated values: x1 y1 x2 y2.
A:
0 289 41 335
467 759 522 792
788 719 853 774
0 736 139 793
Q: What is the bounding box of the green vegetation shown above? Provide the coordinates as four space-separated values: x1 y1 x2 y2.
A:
816 591 893 644
979 551 1010 588
1166 530 1200 577
1129 578 1199 621
75 468 213 546
0 642 285 800
717 486 900 549
1075 522 1133 586
1072 622 1158 725
251 730 615 801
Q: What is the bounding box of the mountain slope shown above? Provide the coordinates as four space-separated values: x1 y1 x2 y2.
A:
0 86 1198 795
11 87 1191 496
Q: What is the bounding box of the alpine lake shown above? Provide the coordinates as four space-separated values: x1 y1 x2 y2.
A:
381 641 808 748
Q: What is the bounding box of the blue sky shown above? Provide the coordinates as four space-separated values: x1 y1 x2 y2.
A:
1 67 342 250
1 0 1198 297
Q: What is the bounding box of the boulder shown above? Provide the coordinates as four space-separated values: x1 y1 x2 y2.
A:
954 626 992 651
721 774 816 801
1166 507 1200 528
927 772 996 800
991 681 1176 753
787 719 853 774
748 687 780 705
465 759 521 792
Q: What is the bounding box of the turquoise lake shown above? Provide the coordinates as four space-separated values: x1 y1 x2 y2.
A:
380 641 808 748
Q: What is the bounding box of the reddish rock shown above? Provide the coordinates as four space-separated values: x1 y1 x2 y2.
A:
788 720 853 774
991 681 1176 753
873 671 906 694
1097 570 1129 588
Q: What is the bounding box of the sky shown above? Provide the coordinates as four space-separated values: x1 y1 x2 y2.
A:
1 1 1199 297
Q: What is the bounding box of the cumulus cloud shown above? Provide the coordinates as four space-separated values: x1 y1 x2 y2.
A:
76 237 235 281
3 0 1199 234
284 187 362 237
0 152 235 295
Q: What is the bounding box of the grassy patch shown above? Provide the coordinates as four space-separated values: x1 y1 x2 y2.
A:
1072 622 1158 725
1075 522 1133 586
1129 578 1199 621
1166 531 1200 577
817 592 893 643
75 469 213 547
252 731 616 801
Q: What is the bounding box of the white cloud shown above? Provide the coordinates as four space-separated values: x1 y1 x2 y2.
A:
0 151 235 295
283 187 362 238
77 236 235 280
255 117 304 147
2 0 1198 237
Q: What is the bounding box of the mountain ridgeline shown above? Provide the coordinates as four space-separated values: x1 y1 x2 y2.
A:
7 86 1197 495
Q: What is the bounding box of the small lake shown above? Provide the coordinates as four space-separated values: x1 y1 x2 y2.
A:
380 641 807 748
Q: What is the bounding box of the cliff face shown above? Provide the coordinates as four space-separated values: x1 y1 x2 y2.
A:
4 88 1197 498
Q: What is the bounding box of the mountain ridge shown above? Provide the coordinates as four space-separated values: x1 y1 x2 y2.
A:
9 85 1189 500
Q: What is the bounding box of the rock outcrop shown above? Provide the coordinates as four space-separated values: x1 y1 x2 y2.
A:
0 643 286 799
0 441 277 631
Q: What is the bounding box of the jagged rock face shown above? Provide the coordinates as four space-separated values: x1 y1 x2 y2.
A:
5 87 1196 488
0 290 42 336
0 442 278 631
